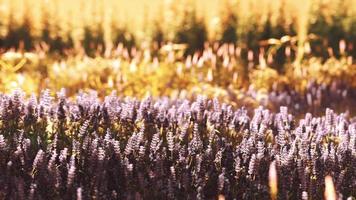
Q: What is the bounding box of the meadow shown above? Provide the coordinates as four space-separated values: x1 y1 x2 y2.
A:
0 0 355 199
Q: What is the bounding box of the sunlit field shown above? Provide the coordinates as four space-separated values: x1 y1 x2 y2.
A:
0 0 355 199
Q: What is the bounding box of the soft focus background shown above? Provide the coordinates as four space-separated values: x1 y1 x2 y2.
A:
0 0 356 115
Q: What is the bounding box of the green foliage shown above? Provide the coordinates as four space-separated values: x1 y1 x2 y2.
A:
174 10 207 55
220 11 238 44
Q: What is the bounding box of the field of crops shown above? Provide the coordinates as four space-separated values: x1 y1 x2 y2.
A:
0 0 356 199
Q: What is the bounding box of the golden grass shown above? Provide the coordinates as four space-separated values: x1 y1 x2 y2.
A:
0 0 355 44
0 44 354 110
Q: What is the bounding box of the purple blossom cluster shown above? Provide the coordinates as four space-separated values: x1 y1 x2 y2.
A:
0 90 355 199
260 80 356 116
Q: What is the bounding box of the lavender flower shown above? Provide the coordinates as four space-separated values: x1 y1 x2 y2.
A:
0 90 354 199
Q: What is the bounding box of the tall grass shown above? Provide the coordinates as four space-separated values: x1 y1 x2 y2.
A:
0 0 356 55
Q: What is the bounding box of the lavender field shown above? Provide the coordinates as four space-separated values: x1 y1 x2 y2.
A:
1 0 356 199
0 90 355 199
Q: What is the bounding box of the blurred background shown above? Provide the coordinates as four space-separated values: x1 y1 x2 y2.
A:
0 0 355 115
0 0 356 56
